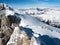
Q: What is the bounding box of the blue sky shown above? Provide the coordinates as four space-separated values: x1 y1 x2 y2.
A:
0 0 60 8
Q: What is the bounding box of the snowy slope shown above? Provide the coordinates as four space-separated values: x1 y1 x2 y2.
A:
31 8 60 28
17 14 60 38
19 8 60 28
5 6 60 45
16 13 60 45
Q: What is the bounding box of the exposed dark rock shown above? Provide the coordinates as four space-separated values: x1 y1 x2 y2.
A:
2 36 10 45
0 32 4 38
7 15 21 24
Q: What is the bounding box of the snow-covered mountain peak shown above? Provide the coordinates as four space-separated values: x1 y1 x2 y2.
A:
0 4 60 45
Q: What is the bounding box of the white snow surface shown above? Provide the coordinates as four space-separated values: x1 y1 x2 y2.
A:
6 7 60 39
33 33 40 37
6 10 14 16
5 6 60 45
31 9 60 26
18 9 60 41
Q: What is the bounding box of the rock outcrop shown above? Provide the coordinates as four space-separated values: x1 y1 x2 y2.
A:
7 27 30 45
0 4 40 45
0 15 40 45
7 26 41 45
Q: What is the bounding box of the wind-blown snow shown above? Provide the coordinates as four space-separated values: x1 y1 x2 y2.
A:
6 10 14 16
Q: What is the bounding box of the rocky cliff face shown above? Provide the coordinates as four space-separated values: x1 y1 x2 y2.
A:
0 15 39 45
0 15 13 45
0 4 39 45
7 27 30 45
